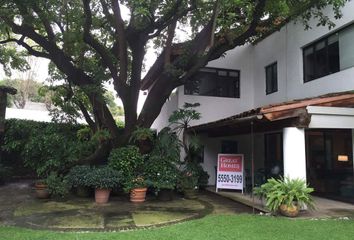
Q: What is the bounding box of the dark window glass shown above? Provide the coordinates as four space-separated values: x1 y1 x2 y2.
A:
184 68 240 98
303 33 340 82
265 62 278 94
221 140 238 154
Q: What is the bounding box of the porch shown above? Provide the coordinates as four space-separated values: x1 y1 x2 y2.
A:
189 92 354 204
206 187 354 218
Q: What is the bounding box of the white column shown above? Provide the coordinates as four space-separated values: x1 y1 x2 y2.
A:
283 127 307 181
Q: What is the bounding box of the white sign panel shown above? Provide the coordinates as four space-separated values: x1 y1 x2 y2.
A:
216 154 244 192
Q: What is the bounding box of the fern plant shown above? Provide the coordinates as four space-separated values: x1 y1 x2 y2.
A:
253 177 314 213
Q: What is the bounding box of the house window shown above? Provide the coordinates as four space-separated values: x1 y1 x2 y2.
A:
303 24 354 82
221 140 238 154
265 62 278 94
184 68 240 98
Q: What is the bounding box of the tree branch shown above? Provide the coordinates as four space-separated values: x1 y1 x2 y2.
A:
32 4 56 42
111 0 128 93
0 37 50 59
82 0 119 81
147 0 195 39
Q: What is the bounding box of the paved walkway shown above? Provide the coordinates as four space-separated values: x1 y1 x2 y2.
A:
206 187 354 218
0 181 252 231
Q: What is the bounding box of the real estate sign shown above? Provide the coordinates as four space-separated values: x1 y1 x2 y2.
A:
216 154 244 193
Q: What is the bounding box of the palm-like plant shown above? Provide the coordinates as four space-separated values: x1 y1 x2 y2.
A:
253 177 314 213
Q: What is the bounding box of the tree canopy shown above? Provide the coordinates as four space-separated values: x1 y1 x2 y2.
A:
0 0 347 162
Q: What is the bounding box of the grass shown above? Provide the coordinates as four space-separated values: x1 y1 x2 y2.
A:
1 214 354 240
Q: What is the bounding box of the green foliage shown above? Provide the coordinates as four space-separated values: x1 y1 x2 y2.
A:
91 129 111 144
178 170 198 191
2 119 93 178
145 128 180 191
253 177 314 213
168 102 201 131
167 103 208 188
86 166 121 190
65 165 92 188
76 127 92 141
129 127 155 142
45 172 69 198
108 146 146 192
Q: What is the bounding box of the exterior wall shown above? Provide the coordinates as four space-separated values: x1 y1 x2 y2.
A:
151 2 354 187
151 91 178 131
200 133 265 185
178 45 255 126
154 2 354 129
253 1 354 107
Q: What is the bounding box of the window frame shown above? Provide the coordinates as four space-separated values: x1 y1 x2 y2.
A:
265 62 278 95
300 23 354 83
184 67 241 98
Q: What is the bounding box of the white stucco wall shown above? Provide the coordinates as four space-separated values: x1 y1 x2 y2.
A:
151 90 178 131
253 1 354 107
178 45 255 126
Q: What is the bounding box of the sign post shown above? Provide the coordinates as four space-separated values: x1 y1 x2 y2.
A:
216 154 244 193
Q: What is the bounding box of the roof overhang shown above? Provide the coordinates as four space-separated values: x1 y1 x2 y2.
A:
188 91 354 137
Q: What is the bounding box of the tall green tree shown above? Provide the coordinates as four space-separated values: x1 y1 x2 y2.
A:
0 0 347 164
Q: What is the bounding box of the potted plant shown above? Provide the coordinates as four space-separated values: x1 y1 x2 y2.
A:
253 177 314 217
129 127 155 154
86 166 121 204
108 145 148 202
145 129 180 200
34 179 50 199
66 165 92 197
178 170 199 199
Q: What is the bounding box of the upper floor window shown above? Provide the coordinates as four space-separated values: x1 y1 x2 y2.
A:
303 24 354 82
265 62 278 94
184 68 240 98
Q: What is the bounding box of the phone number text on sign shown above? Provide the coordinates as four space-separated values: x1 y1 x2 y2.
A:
217 174 243 184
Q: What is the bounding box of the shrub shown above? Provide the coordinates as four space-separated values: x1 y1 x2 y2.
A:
253 177 314 213
178 170 198 191
129 127 155 142
145 129 180 191
2 119 87 177
45 172 69 198
86 166 121 190
108 146 146 192
65 165 92 188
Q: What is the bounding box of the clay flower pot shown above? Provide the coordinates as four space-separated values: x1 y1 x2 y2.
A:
34 182 50 199
130 188 147 203
95 188 111 204
279 204 299 217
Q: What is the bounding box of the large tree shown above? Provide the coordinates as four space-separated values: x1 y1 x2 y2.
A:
0 0 347 163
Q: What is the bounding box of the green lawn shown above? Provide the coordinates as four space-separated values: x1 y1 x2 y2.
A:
1 214 353 240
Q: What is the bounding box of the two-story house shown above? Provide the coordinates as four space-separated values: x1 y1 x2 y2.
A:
149 1 354 203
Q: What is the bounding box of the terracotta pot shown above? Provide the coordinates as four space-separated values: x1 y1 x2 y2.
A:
130 188 147 203
95 188 111 204
279 204 299 217
34 182 50 199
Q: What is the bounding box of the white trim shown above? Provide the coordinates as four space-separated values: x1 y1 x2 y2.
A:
307 106 354 129
307 106 354 116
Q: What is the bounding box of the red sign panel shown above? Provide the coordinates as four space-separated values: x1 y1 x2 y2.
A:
218 155 242 172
